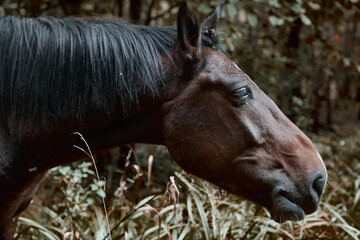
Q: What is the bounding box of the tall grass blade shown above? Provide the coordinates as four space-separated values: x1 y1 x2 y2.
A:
191 192 211 240
335 223 360 240
174 172 203 197
178 224 190 240
18 217 60 240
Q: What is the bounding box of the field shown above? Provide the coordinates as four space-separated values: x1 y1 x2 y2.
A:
17 124 360 240
1 0 359 239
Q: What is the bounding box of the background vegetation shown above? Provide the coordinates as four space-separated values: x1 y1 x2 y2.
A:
1 0 359 239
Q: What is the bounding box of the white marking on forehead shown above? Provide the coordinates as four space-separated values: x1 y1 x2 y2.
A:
231 61 257 87
232 61 251 79
232 61 242 71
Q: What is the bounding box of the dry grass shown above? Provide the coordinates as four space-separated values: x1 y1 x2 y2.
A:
17 124 360 240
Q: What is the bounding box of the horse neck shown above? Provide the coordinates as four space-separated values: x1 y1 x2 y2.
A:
15 97 165 170
86 98 166 145
72 51 185 156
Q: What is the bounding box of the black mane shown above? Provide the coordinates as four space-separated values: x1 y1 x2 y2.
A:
0 16 180 132
0 16 219 134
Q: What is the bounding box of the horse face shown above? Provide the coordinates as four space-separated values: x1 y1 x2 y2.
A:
162 2 327 223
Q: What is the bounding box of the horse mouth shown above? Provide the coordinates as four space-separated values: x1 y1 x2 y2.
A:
218 178 308 223
270 195 305 223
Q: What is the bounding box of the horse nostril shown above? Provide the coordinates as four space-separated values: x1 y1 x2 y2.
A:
311 172 326 198
301 172 326 214
312 175 325 197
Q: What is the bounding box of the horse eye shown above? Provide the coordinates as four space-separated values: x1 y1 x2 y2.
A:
233 87 251 102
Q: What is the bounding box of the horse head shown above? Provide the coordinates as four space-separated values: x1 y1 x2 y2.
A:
162 2 327 223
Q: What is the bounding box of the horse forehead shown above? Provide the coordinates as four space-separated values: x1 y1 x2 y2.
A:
203 48 249 80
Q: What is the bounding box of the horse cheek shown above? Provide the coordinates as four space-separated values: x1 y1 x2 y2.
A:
162 104 211 179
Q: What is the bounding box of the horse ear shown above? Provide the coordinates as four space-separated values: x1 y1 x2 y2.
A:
201 2 224 47
177 1 201 60
202 2 224 31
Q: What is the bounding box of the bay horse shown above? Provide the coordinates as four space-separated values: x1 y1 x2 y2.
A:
0 2 327 239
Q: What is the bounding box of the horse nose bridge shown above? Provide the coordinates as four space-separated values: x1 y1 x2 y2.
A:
271 120 321 164
281 138 326 177
293 133 327 173
265 122 327 183
260 96 327 177
264 107 311 152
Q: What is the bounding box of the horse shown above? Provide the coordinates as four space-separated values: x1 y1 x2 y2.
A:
0 2 327 239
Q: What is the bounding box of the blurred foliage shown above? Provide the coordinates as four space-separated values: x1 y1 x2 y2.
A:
1 0 360 129
1 0 360 239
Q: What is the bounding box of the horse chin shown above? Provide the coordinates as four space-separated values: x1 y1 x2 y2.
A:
218 181 305 223
270 195 305 223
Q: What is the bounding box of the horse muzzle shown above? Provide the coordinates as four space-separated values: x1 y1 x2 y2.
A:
271 170 327 223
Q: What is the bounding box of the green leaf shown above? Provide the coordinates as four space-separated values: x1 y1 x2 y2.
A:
300 14 312 25
83 168 95 175
87 197 94 205
90 183 99 191
58 166 71 175
292 96 303 106
292 2 306 14
308 1 321 10
96 189 106 198
198 4 212 15
269 0 281 8
262 48 272 57
343 57 351 67
324 68 333 76
247 13 258 27
96 179 106 187
226 4 238 17
269 15 284 26
225 39 235 52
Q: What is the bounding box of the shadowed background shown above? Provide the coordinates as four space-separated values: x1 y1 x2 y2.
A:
1 0 359 239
